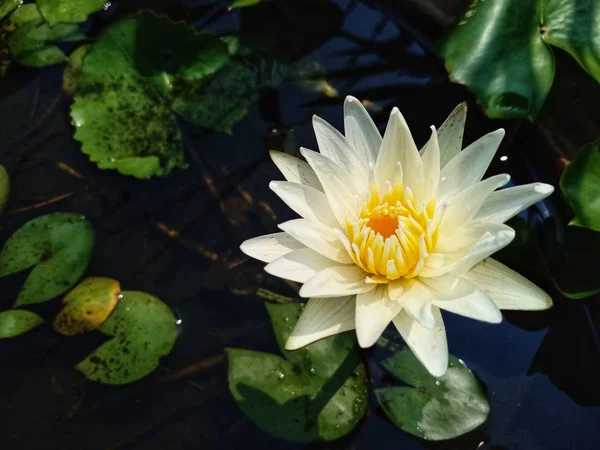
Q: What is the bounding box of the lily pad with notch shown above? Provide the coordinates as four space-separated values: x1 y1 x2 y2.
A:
0 213 94 306
227 302 368 442
375 348 490 441
76 291 178 385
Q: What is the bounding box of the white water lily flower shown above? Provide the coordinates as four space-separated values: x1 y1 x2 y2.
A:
241 97 554 377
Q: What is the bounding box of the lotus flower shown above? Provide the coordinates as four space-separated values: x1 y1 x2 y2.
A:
241 97 553 377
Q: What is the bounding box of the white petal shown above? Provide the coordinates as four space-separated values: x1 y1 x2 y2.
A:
463 258 552 310
375 107 422 193
397 279 437 328
438 129 505 200
344 95 382 166
270 150 323 191
440 174 511 234
433 288 502 323
474 183 554 224
270 180 338 227
278 219 352 264
438 102 467 168
240 232 305 263
285 296 355 350
300 148 359 224
264 248 334 283
300 265 373 298
388 279 404 300
434 221 503 254
419 126 441 202
393 307 448 377
419 274 477 299
355 285 402 347
421 224 515 277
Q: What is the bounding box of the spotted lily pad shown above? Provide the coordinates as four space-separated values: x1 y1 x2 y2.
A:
439 0 600 120
375 349 489 440
0 164 9 214
0 310 44 338
227 302 368 442
560 139 600 232
54 277 121 336
8 6 85 68
0 213 94 306
71 12 257 178
37 0 106 26
76 291 178 384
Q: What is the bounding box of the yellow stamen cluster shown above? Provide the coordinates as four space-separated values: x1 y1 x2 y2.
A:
345 174 439 281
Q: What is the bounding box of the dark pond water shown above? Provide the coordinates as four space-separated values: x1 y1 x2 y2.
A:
1 0 600 449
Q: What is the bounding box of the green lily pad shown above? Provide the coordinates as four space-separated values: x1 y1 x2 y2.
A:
1 4 42 75
0 164 9 214
0 213 94 306
54 276 121 336
76 291 178 384
229 0 263 9
62 44 90 97
0 310 44 338
439 0 600 120
0 0 21 21
560 139 600 231
8 7 85 68
37 0 106 26
227 302 368 442
375 349 489 441
71 12 257 178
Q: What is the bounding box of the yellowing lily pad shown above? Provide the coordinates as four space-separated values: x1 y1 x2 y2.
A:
76 291 178 385
375 349 489 440
54 277 121 336
0 310 44 338
227 302 368 442
0 213 94 306
37 0 106 26
0 164 9 215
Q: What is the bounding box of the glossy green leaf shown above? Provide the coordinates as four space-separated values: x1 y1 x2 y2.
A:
0 310 43 338
543 0 600 83
0 213 94 306
229 0 263 9
560 139 600 231
0 164 9 214
0 0 21 21
37 0 106 26
71 12 257 178
375 349 489 441
54 276 120 336
9 15 84 67
77 291 178 384
62 44 90 97
227 302 368 442
1 4 42 75
439 0 553 120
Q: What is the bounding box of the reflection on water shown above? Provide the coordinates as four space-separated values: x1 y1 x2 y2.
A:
0 0 599 449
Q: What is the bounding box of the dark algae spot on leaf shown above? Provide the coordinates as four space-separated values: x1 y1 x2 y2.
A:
0 213 94 306
76 291 178 385
227 302 367 442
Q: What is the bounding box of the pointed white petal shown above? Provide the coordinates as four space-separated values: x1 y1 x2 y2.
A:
397 279 437 328
285 296 356 350
474 183 555 224
438 129 505 200
434 221 504 254
270 180 338 227
265 248 334 283
440 174 511 234
393 307 448 377
344 95 382 166
278 219 352 264
375 107 422 193
388 279 404 300
438 102 467 168
355 285 402 347
270 150 323 191
419 274 477 299
419 126 441 202
433 288 502 323
240 232 305 263
463 258 552 310
300 148 359 224
299 265 373 298
313 115 368 187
